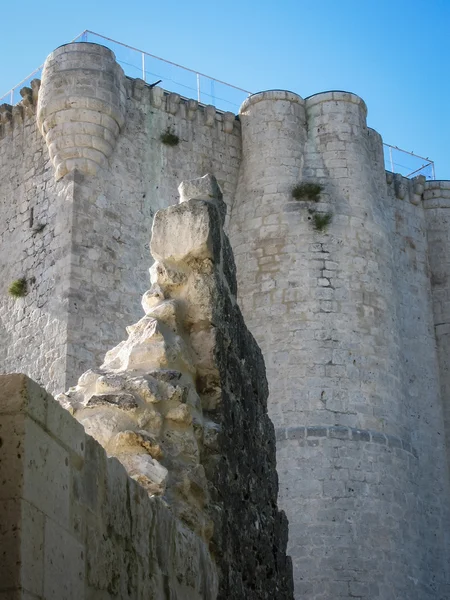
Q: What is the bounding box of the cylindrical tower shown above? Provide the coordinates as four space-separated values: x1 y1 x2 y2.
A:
37 43 126 180
229 91 448 598
424 181 450 469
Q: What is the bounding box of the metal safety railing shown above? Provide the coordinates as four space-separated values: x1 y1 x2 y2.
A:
0 29 436 179
383 144 435 180
72 30 251 113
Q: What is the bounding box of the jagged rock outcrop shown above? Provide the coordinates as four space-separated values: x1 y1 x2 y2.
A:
58 174 294 599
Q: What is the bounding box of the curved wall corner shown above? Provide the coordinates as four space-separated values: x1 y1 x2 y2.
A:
37 43 127 180
424 181 450 471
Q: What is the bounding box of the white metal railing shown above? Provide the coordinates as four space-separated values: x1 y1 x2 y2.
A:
73 30 251 113
0 30 436 179
383 144 435 181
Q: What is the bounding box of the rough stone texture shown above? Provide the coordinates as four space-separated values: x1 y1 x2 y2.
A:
37 44 127 180
0 87 74 393
56 174 294 599
0 45 241 394
229 90 450 598
2 41 450 600
0 373 218 600
424 181 450 471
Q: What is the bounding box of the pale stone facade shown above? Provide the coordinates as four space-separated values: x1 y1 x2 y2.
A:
0 373 218 599
0 174 293 599
1 42 450 599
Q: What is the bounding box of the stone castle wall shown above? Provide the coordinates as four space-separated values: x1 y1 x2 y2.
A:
0 43 241 393
423 181 450 471
0 82 74 392
1 42 450 600
229 90 450 598
0 173 293 600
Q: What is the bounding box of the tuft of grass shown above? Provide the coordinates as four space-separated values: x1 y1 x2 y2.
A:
312 212 333 232
292 182 324 202
8 278 27 298
160 128 179 146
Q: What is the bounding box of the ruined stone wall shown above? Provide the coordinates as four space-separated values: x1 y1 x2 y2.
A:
228 90 450 598
0 43 241 393
0 373 218 599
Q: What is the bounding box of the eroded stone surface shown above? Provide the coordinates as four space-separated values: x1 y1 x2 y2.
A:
0 373 219 600
37 43 126 180
57 174 294 599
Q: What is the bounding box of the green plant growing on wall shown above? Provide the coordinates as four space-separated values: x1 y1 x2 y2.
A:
312 212 333 232
160 128 179 146
8 278 27 298
292 182 324 202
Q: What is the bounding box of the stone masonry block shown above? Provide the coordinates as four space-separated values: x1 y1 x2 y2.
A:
0 373 48 425
151 199 220 264
46 399 86 458
23 417 70 528
43 517 85 599
0 414 26 500
0 497 45 596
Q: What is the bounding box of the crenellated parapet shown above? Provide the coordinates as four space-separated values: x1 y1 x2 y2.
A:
386 171 426 204
129 77 239 133
0 79 40 139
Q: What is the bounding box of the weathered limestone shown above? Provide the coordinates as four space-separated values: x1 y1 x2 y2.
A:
57 174 294 599
2 39 450 600
37 43 127 180
0 373 218 599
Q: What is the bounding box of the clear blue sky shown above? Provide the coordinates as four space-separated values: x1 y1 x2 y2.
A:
1 0 449 178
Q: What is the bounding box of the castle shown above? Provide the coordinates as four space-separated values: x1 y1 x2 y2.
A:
1 41 450 599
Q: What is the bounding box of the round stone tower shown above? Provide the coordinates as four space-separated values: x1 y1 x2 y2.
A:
37 43 126 180
424 180 450 469
229 90 450 598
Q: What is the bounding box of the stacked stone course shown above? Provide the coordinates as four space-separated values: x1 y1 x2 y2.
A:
1 42 450 599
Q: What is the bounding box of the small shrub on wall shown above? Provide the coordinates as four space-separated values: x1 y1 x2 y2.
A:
312 212 333 232
292 182 324 202
160 128 179 146
8 278 27 298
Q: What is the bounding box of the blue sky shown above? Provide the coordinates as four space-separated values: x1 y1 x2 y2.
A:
1 0 449 178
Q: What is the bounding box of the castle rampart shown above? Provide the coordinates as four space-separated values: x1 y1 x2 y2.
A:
1 42 450 599
0 43 242 393
228 88 450 597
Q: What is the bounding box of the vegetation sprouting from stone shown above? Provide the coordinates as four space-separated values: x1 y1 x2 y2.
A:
8 278 27 298
312 212 333 232
160 128 180 146
292 182 324 202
